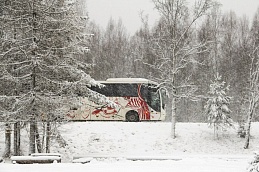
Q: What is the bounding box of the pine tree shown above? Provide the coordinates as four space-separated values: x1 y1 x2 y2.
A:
205 73 233 138
0 0 111 154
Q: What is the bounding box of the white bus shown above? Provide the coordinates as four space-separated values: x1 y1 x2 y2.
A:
66 78 166 122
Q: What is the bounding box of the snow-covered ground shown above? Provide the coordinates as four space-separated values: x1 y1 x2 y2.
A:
0 157 251 172
1 122 259 171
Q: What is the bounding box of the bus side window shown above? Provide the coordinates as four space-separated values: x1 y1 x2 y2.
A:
117 84 138 97
91 84 115 97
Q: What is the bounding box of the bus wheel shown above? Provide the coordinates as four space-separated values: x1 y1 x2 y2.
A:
126 111 139 122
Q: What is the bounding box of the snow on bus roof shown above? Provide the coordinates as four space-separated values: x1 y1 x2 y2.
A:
98 78 158 85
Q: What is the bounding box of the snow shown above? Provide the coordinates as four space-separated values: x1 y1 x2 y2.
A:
1 122 259 171
72 157 93 163
30 153 61 157
10 155 61 165
0 157 250 172
11 156 61 161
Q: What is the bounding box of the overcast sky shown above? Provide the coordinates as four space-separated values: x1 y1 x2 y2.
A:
86 0 259 35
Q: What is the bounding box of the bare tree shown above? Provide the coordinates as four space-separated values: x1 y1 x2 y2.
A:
94 18 130 79
243 9 259 149
200 6 222 75
244 46 259 149
139 0 217 138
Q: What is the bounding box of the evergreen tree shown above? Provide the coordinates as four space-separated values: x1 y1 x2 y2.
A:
0 0 111 154
205 73 233 138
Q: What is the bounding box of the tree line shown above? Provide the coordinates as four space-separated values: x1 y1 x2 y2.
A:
88 0 259 145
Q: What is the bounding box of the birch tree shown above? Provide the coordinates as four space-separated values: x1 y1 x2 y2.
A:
101 18 129 78
244 9 259 149
140 0 217 138
199 6 222 75
244 45 259 149
0 0 101 154
192 6 222 121
235 16 251 128
131 14 157 79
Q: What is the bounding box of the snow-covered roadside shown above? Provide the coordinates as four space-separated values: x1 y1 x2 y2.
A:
53 122 259 162
0 156 250 172
0 122 258 171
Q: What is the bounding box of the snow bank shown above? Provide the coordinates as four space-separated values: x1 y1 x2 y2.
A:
11 154 61 164
52 122 259 162
1 122 258 171
0 156 250 172
1 122 259 163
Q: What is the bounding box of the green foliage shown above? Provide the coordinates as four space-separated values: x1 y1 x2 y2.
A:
204 73 234 135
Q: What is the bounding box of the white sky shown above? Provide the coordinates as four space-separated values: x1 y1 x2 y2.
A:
86 0 259 35
86 0 159 34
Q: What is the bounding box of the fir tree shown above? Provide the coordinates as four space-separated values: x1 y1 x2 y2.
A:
0 0 113 154
0 0 116 123
204 73 233 138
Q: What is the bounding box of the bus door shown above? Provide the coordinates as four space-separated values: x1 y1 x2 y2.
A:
140 85 162 120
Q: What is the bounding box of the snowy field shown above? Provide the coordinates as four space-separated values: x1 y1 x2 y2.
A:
0 157 251 172
1 122 259 171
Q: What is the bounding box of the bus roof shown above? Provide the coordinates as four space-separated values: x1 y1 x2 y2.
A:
98 78 158 85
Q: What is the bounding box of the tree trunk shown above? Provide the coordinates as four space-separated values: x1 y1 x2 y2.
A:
244 99 256 149
29 122 36 155
171 90 177 139
35 123 42 153
29 0 37 156
42 123 45 152
13 122 21 156
244 110 253 149
46 122 51 153
165 95 172 122
4 123 11 158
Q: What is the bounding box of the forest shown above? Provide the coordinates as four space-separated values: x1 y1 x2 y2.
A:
87 1 259 125
1 0 259 158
